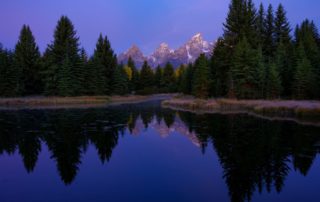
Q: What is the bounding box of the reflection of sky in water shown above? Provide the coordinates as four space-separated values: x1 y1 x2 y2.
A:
0 101 320 202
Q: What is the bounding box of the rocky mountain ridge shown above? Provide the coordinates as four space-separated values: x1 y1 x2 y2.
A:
118 33 215 68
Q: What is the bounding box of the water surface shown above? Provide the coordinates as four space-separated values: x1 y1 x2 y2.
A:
0 100 320 202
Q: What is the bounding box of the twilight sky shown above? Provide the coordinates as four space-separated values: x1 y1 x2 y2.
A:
0 0 319 55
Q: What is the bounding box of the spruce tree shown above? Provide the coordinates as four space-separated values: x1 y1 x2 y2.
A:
193 54 211 99
256 3 266 45
210 38 230 97
295 20 320 98
112 65 129 95
275 41 293 97
0 45 16 97
263 4 275 58
43 16 81 96
223 0 246 47
265 62 282 99
231 37 258 99
243 0 258 47
274 4 291 46
79 48 89 95
139 61 154 94
58 56 74 96
154 65 162 91
91 34 117 95
14 25 42 95
293 42 318 99
176 65 186 93
127 57 139 93
161 62 176 93
180 63 194 95
256 47 266 98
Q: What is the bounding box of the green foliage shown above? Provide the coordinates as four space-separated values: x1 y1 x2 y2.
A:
127 57 140 93
293 43 317 99
274 4 291 46
256 47 267 98
43 16 81 96
138 61 154 95
14 25 42 95
58 56 74 96
231 37 259 99
0 46 16 97
91 34 117 95
192 54 211 98
265 62 282 99
112 65 129 95
275 41 293 97
161 62 176 93
263 4 275 58
180 63 194 95
154 65 162 90
210 38 230 97
1 4 320 101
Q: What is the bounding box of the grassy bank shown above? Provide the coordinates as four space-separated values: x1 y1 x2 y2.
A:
162 97 320 125
0 95 156 109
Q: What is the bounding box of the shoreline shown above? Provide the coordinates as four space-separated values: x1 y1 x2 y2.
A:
162 97 320 126
0 94 172 110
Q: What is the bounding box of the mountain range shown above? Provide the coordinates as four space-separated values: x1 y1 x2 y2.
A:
118 33 215 68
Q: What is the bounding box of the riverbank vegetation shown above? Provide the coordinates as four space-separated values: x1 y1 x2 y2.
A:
0 95 157 109
163 97 320 124
0 0 319 102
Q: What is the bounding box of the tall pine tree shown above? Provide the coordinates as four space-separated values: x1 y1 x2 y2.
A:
161 62 176 93
193 54 211 98
14 25 42 95
139 61 154 94
43 16 81 96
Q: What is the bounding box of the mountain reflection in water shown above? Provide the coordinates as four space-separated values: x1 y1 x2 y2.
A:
0 100 320 202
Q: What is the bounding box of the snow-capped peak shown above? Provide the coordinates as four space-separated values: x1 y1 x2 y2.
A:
191 33 203 42
118 33 215 68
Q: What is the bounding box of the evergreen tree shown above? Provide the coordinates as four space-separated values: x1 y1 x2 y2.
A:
14 25 42 95
161 62 176 93
265 62 282 99
263 4 275 58
79 48 89 95
295 20 320 98
127 57 139 93
176 65 186 93
58 56 74 96
154 65 162 91
180 63 194 95
275 41 293 97
112 65 129 95
274 4 291 46
256 3 266 45
293 43 317 99
0 46 16 97
43 16 81 96
193 54 211 98
231 37 259 99
223 0 246 47
210 38 230 97
243 0 258 47
256 47 266 98
91 34 117 95
139 61 154 94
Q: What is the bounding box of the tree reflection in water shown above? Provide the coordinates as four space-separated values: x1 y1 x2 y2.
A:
0 101 319 201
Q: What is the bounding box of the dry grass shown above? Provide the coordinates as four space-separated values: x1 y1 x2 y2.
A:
0 95 152 109
162 97 320 122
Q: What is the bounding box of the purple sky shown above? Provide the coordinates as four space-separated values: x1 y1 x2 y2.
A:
1 0 319 55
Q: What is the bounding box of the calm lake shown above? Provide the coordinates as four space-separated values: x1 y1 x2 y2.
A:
0 100 320 202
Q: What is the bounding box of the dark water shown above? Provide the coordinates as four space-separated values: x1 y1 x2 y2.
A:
0 100 320 202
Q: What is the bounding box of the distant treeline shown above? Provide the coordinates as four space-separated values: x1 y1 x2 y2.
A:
0 0 319 99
